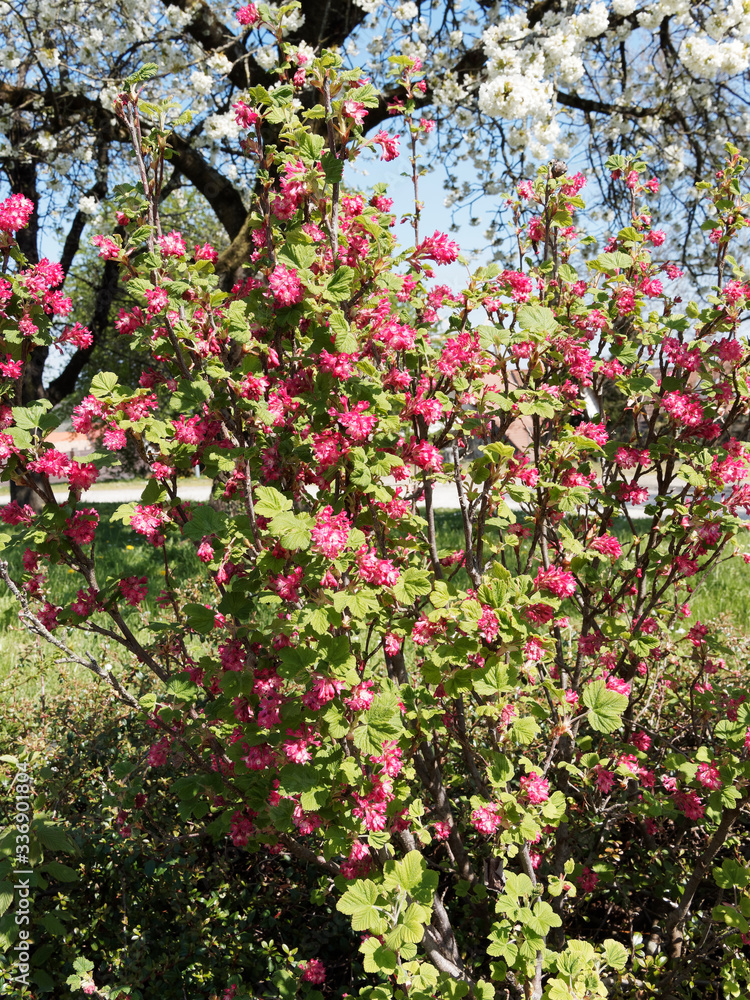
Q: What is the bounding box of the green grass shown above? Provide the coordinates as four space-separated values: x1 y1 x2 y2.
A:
2 505 750 711
0 502 206 707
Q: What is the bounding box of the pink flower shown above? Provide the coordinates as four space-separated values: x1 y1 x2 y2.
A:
524 637 547 662
0 356 23 378
384 632 401 656
501 269 533 301
0 193 34 233
629 730 651 752
577 867 599 892
0 502 35 525
65 509 99 545
405 438 443 472
197 538 214 563
236 2 259 25
71 587 99 617
233 100 260 128
520 774 550 804
640 277 663 298
576 421 609 447
471 803 501 836
119 576 148 606
373 130 400 161
343 99 368 124
357 546 400 586
523 602 555 624
477 607 500 642
695 762 721 790
158 230 186 257
144 286 169 315
673 790 705 821
589 534 622 559
301 959 326 985
268 264 304 307
130 504 169 546
59 323 93 349
91 234 121 260
534 566 577 599
345 681 374 711
194 241 219 262
517 180 534 199
593 765 616 793
311 506 351 558
417 230 460 265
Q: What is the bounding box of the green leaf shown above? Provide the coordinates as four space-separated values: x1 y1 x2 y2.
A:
183 603 217 634
582 680 628 734
384 902 427 949
323 266 355 302
321 150 344 183
89 371 119 398
590 251 633 272
269 510 312 550
39 912 66 936
337 879 388 933
713 904 749 932
330 310 358 352
511 716 540 745
41 861 79 883
392 568 432 604
11 399 53 431
516 304 557 334
714 858 750 890
602 938 628 970
352 695 402 755
0 882 12 918
254 485 292 517
33 822 77 855
384 851 438 901
360 936 397 974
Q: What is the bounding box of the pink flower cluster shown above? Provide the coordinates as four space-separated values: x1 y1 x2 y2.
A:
311 506 351 559
0 193 34 233
416 231 460 265
534 566 577 599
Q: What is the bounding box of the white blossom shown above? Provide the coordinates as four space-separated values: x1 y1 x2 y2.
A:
254 45 279 72
190 70 214 95
207 52 232 75
78 195 100 215
204 111 241 141
575 2 609 37
394 1 418 20
37 47 60 69
679 33 750 78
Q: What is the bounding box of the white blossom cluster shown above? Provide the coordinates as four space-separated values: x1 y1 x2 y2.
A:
474 0 750 160
477 4 613 159
1 0 749 278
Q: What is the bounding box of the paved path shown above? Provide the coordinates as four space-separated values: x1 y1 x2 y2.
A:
0 476 663 516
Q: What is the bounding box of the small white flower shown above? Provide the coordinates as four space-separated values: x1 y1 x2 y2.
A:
394 1 418 21
78 195 100 216
190 70 214 95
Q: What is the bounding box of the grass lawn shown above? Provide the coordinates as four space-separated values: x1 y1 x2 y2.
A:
1 504 750 710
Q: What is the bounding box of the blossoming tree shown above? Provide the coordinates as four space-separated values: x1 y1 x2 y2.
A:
2 1 750 410
4 6 750 998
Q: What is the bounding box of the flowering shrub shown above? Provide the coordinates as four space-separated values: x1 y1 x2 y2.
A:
3 10 750 999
